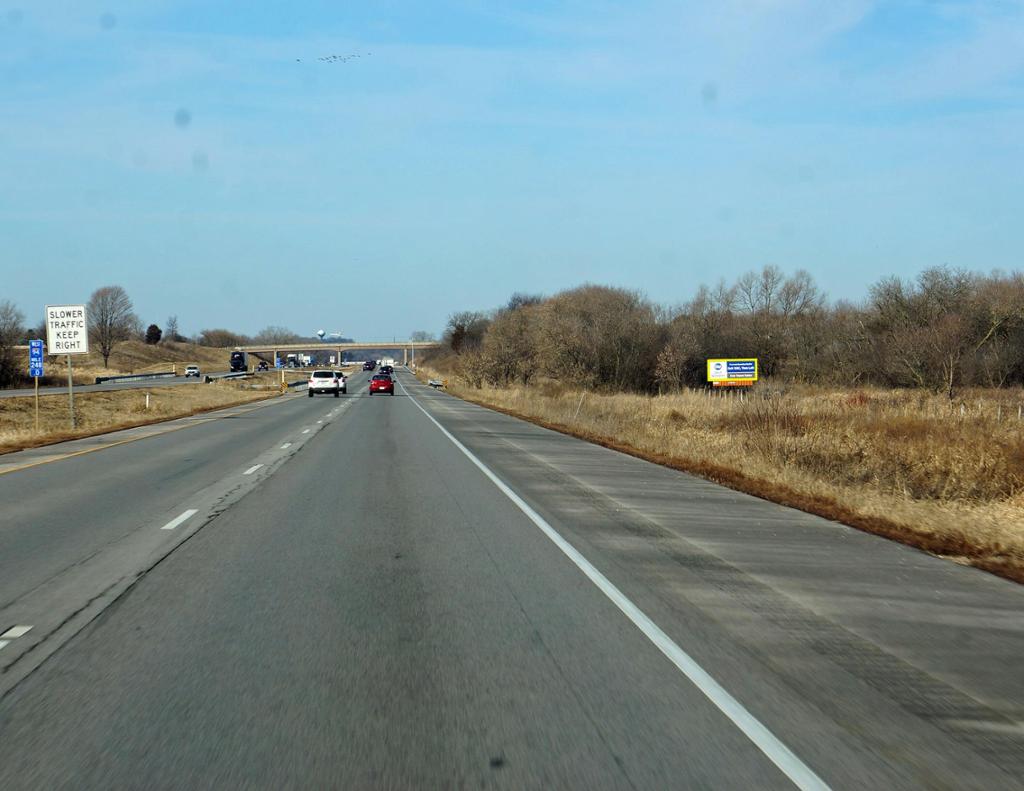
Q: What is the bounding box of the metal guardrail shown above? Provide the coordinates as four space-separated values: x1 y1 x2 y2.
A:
94 371 176 385
204 372 250 384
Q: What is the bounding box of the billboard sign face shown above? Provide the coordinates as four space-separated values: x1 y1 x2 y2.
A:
707 358 758 386
45 304 89 355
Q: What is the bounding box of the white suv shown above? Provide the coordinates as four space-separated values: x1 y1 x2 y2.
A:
184 365 201 378
308 370 346 397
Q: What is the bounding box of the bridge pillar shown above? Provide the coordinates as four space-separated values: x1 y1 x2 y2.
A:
403 347 408 366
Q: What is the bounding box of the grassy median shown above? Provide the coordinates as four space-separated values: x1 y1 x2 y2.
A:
0 375 290 454
8 340 241 387
418 366 1024 583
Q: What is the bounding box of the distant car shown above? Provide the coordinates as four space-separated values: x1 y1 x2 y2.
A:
362 361 374 371
308 369 345 397
184 365 201 378
256 360 269 371
369 373 394 396
380 365 394 376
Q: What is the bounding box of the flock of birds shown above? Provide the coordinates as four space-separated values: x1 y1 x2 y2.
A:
296 53 371 64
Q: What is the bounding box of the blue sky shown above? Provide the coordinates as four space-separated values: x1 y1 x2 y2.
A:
2 1 1022 339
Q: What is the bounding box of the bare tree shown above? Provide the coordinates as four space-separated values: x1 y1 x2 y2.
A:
737 265 785 314
436 265 1024 395
254 326 300 345
87 285 138 368
479 307 537 385
410 330 435 342
199 328 250 347
444 311 490 354
0 300 26 387
654 344 685 392
505 293 543 312
165 315 180 343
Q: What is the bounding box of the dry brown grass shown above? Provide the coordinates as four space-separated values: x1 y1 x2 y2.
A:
9 341 236 387
0 374 287 454
419 365 1024 583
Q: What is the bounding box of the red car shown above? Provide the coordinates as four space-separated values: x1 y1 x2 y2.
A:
368 373 394 396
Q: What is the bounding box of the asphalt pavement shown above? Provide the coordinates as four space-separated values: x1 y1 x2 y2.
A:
0 368 1021 789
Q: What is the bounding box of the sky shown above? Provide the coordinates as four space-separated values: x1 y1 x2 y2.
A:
1 0 1022 340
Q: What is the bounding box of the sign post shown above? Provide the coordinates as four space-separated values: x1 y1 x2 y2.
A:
45 304 89 430
707 358 759 388
29 340 44 432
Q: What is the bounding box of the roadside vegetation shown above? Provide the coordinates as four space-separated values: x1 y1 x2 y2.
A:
3 339 235 387
424 266 1024 582
0 374 290 455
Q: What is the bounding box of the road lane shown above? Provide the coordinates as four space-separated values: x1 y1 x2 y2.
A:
396 370 1024 785
0 389 334 609
0 368 798 789
0 372 370 678
0 367 1019 788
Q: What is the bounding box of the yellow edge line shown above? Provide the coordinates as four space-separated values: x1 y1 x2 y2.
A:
0 392 300 477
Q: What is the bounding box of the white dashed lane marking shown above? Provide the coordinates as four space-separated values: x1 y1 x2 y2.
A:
280 443 292 449
160 509 198 531
243 464 263 475
1 625 33 639
302 429 310 434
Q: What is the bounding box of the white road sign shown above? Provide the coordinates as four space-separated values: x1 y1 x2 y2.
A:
46 304 89 355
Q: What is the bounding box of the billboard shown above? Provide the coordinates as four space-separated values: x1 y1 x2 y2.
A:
707 358 758 386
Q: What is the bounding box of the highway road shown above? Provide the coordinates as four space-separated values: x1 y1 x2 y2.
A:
0 371 234 399
0 368 1021 789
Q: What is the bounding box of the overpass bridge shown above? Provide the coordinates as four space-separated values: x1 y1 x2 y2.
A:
235 341 442 367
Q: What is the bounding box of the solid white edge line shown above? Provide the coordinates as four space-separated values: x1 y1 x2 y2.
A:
243 464 263 475
0 641 8 651
397 377 830 791
160 508 198 531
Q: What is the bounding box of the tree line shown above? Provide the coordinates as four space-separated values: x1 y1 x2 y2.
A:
436 266 1024 398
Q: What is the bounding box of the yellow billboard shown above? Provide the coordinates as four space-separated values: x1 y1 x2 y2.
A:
707 358 758 385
